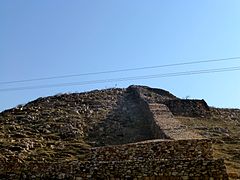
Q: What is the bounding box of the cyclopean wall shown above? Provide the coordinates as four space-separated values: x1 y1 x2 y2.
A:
86 139 213 162
1 158 227 179
0 138 228 179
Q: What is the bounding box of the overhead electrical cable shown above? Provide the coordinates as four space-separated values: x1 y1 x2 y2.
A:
0 66 240 92
1 56 240 85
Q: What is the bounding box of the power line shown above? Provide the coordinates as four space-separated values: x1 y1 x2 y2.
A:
1 56 240 85
0 66 240 92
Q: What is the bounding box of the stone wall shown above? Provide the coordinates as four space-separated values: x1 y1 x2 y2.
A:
0 138 228 179
86 86 173 147
129 87 204 140
86 139 213 162
148 103 203 140
0 159 228 179
165 99 210 117
126 88 170 140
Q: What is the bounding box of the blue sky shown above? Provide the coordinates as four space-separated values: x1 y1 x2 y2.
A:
1 0 240 111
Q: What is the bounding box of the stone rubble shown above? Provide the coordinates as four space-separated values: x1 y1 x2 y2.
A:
0 85 231 179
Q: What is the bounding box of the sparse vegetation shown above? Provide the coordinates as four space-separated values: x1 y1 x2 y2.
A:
0 86 239 178
176 108 240 178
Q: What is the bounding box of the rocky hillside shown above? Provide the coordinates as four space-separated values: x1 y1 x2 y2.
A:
176 108 240 178
0 85 239 178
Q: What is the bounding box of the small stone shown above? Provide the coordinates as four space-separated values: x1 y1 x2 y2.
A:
182 176 189 180
126 170 131 173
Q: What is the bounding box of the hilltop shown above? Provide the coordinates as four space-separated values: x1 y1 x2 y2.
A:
0 85 239 179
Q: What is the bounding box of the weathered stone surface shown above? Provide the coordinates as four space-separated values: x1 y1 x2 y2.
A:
0 159 228 179
86 139 213 162
148 103 202 140
0 85 231 179
165 99 210 117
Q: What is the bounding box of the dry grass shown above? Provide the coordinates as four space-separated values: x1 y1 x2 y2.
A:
176 108 240 178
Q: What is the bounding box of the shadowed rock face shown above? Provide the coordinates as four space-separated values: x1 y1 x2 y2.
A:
86 87 158 146
165 99 210 117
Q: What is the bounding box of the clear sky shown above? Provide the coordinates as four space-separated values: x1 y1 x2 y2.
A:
1 0 240 111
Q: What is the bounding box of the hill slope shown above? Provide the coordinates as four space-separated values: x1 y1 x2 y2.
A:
0 85 239 178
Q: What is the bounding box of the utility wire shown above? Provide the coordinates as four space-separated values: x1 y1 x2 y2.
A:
1 56 240 85
0 66 240 92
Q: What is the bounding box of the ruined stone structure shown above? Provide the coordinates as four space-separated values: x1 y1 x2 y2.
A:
0 85 229 179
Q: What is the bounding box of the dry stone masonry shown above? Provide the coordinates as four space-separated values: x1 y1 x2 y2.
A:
86 139 213 162
0 85 229 179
